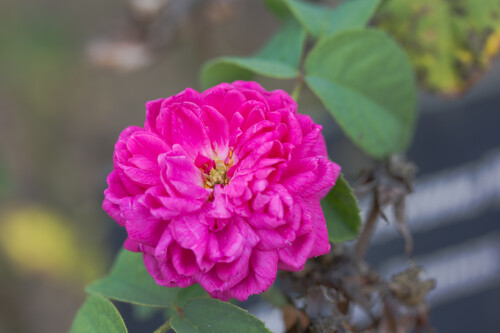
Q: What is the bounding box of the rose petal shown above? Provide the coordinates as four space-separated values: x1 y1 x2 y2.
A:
102 81 341 300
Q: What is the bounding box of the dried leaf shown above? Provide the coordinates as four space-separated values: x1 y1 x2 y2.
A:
389 266 436 306
393 196 413 255
283 306 309 332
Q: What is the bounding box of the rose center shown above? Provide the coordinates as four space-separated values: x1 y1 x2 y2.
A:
203 158 232 188
202 149 234 189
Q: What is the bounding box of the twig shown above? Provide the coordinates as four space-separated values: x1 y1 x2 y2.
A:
355 197 380 261
154 320 172 333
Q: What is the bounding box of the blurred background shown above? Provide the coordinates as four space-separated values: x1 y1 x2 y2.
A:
0 0 499 332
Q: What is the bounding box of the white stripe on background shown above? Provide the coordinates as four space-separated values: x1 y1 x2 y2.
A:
372 150 500 243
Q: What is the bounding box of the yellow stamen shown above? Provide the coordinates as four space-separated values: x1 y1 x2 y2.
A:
203 152 234 189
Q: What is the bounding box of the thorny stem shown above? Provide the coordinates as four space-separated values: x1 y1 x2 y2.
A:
153 321 171 333
355 197 380 261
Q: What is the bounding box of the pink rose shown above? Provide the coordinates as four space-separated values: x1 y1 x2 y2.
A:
103 81 341 301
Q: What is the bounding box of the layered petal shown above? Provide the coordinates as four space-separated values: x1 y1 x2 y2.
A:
103 81 341 301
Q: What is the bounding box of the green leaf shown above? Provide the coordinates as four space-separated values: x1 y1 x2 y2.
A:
201 19 305 88
86 249 178 307
323 0 380 37
265 0 380 38
305 29 416 158
263 0 290 19
170 298 272 333
177 284 209 307
280 0 327 37
202 57 297 88
255 20 305 69
70 294 128 333
264 0 327 37
321 174 361 243
376 0 500 95
201 62 254 90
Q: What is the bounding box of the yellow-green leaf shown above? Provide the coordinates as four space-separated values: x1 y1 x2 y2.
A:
376 0 500 95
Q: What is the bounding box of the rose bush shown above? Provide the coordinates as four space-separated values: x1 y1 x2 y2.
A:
103 81 340 301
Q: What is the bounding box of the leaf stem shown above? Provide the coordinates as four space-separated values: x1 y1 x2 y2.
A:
291 77 304 102
153 321 171 333
355 197 380 261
